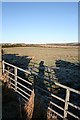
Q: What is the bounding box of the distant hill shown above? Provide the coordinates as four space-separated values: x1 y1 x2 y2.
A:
46 42 80 46
1 42 79 48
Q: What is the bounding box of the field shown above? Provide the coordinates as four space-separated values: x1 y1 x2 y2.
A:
2 46 80 119
3 46 78 66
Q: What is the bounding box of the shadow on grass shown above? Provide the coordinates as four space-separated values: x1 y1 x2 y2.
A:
53 60 80 119
2 53 33 81
54 59 80 90
3 54 32 70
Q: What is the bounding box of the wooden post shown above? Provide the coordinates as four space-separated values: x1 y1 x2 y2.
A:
14 67 17 91
63 89 70 119
2 60 5 74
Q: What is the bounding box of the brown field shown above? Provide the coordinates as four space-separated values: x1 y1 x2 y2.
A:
2 46 80 119
3 46 78 66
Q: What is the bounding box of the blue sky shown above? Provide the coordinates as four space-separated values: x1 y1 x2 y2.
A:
0 2 2 42
2 2 78 44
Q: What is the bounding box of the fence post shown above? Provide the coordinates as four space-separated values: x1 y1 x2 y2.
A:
14 67 17 92
2 60 5 74
63 89 70 119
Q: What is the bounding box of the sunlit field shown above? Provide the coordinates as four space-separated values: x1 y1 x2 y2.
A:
3 46 78 66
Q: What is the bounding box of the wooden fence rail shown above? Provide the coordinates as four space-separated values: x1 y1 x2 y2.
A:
2 60 80 120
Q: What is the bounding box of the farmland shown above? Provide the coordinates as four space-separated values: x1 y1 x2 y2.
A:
1 46 80 119
3 46 79 66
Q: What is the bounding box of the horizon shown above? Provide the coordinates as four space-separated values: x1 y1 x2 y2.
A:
1 41 79 45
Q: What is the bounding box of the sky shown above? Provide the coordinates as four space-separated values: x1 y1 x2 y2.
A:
1 2 78 44
0 2 2 42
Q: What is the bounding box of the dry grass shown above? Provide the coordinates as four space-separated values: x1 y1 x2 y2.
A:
3 46 78 66
24 90 35 120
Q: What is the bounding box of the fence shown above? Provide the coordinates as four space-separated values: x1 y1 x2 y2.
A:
2 60 80 120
